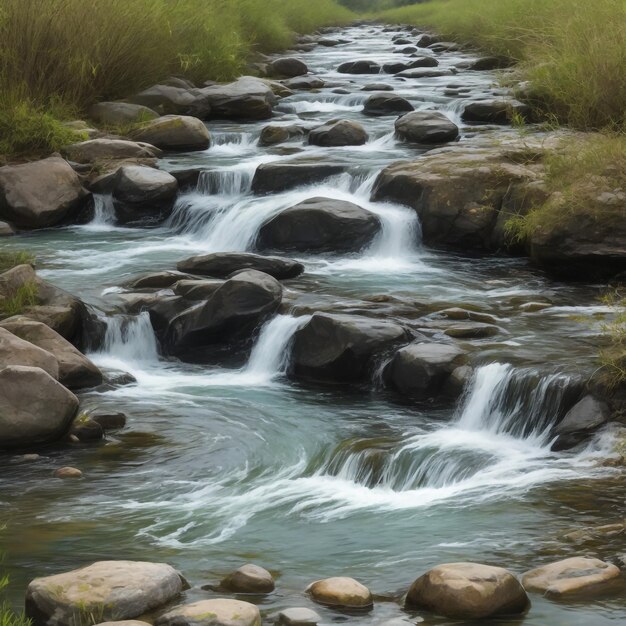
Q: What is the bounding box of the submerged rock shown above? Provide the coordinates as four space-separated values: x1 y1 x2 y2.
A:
290 313 411 383
275 608 321 626
405 562 530 619
0 157 90 229
220 563 275 593
394 111 459 144
130 115 210 152
259 124 307 147
177 252 304 280
363 94 414 116
155 599 260 626
384 342 467 398
26 561 185 626
337 60 381 74
306 577 373 609
0 365 78 450
257 197 381 253
54 466 83 479
522 557 620 596
308 119 369 147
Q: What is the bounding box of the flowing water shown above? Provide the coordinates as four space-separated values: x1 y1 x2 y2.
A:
1 24 625 625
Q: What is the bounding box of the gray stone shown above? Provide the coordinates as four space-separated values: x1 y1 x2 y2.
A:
363 94 413 116
395 111 459 144
0 327 59 379
173 279 224 301
89 102 159 126
177 252 304 280
220 563 275 593
270 58 308 78
128 84 198 115
252 161 346 194
309 120 368 147
0 157 90 229
195 77 276 120
155 599 260 626
259 124 307 147
275 608 321 626
64 139 161 163
283 77 325 90
337 60 381 74
130 115 210 152
462 99 530 124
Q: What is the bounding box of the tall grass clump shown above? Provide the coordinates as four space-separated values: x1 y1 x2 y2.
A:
0 0 352 158
377 0 626 129
1 531 31 626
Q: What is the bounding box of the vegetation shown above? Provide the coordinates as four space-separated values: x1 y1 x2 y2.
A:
377 0 626 130
0 251 35 274
1 530 31 626
599 291 626 389
0 0 352 159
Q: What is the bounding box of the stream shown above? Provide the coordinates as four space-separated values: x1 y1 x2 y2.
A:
1 23 625 625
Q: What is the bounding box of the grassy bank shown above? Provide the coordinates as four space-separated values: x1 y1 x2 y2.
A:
377 0 626 130
0 0 352 159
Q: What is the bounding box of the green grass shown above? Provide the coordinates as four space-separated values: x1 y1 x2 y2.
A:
1 531 31 626
377 0 626 130
0 251 35 273
599 291 626 389
0 0 352 159
0 281 39 318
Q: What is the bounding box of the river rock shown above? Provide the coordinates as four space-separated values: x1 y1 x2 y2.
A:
290 313 411 383
467 57 512 71
220 563 275 593
429 42 460 52
382 62 411 74
552 395 611 450
257 197 380 253
130 115 210 151
337 60 381 74
405 562 530 619
0 220 15 235
173 279 224 300
0 157 90 229
70 415 104 442
395 111 459 144
252 161 346 194
26 560 185 626
89 102 159 126
270 58 308 78
127 271 192 289
283 76 325 90
362 83 394 91
112 166 178 225
462 99 530 124
406 56 439 68
522 557 620 596
306 577 373 609
54 466 83 478
155 599 260 626
95 623 151 626
384 342 467 398
178 252 304 279
128 84 198 115
309 120 368 147
394 46 418 54
63 139 161 163
372 144 541 250
91 411 127 431
195 77 276 120
0 365 78 450
275 608 321 626
0 318 102 389
363 94 414 116
163 270 282 354
396 68 451 79
259 124 307 147
0 327 59 379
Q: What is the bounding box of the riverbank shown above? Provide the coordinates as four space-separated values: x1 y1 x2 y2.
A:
1 20 625 626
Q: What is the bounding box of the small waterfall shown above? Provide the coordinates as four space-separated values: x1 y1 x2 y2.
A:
243 314 310 381
197 168 254 196
98 312 159 364
81 194 116 231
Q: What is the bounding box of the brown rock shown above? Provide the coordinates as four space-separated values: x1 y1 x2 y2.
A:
54 466 83 478
306 577 373 609
220 563 275 593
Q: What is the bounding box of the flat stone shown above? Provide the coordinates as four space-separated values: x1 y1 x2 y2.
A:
64 139 160 163
307 577 372 609
130 115 210 152
275 608 321 626
155 599 261 626
395 111 459 144
522 557 621 596
177 252 304 280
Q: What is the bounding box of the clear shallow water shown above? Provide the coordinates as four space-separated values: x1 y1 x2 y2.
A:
1 23 625 625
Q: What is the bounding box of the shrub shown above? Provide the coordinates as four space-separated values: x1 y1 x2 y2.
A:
377 0 626 129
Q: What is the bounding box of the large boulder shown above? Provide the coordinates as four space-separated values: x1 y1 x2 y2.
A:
219 563 275 593
394 111 459 144
306 577 372 609
522 557 620 596
372 143 542 250
89 102 159 126
383 342 467 398
290 313 411 383
130 115 210 152
112 166 178 225
0 327 59 379
25 561 185 626
269 58 308 78
0 365 78 450
257 197 380 253
251 161 346 194
405 562 530 619
0 318 102 389
552 395 611 450
177 252 304 280
63 139 161 164
337 60 381 74
128 84 198 115
163 270 282 354
462 99 530 124
155 600 260 626
363 94 414 116
0 157 90 229
195 77 276 120
309 120 369 147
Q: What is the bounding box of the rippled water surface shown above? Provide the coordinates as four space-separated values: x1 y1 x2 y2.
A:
1 24 624 626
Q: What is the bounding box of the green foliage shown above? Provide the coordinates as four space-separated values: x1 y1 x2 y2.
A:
0 0 352 159
1 529 31 626
599 291 626 389
0 281 39 318
0 250 35 273
377 0 626 129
